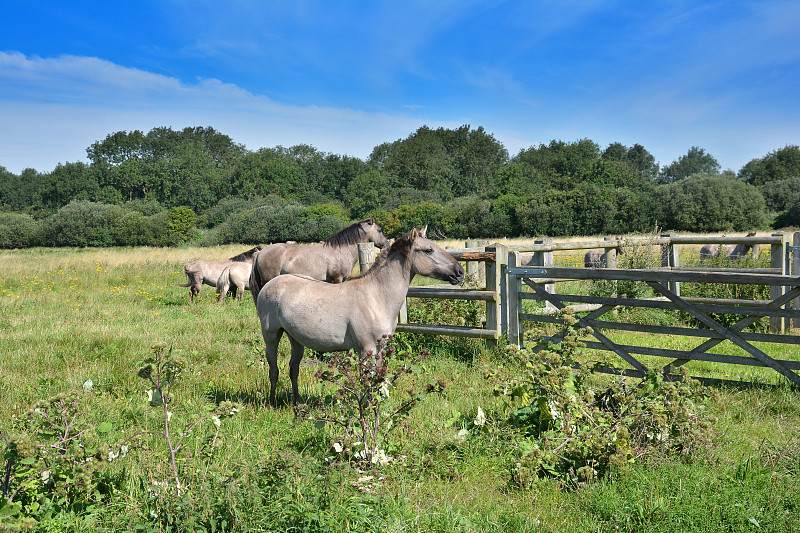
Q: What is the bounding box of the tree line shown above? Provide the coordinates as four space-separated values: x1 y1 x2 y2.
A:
1 125 799 248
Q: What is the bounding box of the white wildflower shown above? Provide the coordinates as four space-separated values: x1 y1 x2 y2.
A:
474 406 486 427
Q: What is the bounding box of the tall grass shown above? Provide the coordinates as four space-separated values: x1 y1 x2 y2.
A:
1 246 798 532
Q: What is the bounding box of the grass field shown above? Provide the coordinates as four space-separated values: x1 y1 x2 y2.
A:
1 244 799 532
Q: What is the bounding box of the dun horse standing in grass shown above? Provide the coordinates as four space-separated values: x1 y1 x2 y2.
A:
216 262 253 302
700 232 758 261
248 218 389 303
178 246 261 303
256 227 465 406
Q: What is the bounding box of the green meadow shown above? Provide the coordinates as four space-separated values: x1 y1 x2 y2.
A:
1 246 798 532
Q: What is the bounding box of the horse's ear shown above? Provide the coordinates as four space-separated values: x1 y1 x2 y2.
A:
409 227 419 241
420 224 428 238
363 217 374 225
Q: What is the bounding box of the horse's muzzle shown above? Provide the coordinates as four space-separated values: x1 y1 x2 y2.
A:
447 264 466 284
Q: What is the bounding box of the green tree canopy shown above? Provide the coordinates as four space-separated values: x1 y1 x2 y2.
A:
654 174 766 232
738 145 800 186
658 146 720 184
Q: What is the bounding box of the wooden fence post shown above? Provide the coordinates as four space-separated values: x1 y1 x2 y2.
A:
534 238 555 309
661 233 680 296
485 243 507 347
357 242 375 273
770 233 788 333
465 239 489 285
604 236 618 268
508 251 522 347
794 231 800 330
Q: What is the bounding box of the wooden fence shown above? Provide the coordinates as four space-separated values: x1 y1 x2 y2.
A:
382 232 800 385
507 262 800 386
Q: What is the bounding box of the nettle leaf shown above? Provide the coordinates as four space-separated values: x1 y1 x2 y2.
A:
96 422 113 433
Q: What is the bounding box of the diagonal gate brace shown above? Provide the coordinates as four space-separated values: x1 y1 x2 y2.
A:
646 281 800 386
525 279 649 376
664 285 800 372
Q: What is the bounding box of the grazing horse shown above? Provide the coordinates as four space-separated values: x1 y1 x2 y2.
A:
700 232 758 261
216 262 253 302
248 218 389 303
584 246 623 268
177 246 261 303
256 227 465 406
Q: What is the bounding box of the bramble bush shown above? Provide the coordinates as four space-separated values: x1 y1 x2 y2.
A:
489 311 717 488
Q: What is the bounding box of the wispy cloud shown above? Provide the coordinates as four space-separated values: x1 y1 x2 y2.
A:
0 52 451 173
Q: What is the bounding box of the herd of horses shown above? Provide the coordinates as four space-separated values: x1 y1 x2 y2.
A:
179 225 757 405
177 219 463 405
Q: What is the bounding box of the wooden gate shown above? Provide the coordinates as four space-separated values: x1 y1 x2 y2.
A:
506 263 800 386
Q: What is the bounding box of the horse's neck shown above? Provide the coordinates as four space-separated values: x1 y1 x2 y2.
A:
361 253 413 311
326 243 360 272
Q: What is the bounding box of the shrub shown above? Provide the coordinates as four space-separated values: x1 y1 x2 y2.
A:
492 312 717 488
0 212 40 248
297 336 444 467
211 203 348 244
40 201 127 247
167 206 198 245
654 174 768 232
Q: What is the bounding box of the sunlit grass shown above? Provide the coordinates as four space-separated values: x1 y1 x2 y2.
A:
1 245 798 532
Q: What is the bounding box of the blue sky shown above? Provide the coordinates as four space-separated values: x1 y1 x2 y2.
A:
1 0 799 175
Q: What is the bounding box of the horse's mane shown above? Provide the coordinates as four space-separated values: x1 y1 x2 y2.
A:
352 235 412 279
323 218 373 248
228 246 262 261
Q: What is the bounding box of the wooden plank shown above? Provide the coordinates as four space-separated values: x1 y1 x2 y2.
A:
510 266 800 286
669 235 782 245
646 280 800 385
580 340 800 370
520 288 800 319
674 267 780 274
591 366 775 389
394 323 498 339
406 288 497 301
521 314 800 345
508 238 671 252
447 251 495 261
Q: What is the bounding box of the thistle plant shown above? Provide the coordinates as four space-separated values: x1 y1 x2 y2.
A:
297 335 444 466
132 342 241 495
1 392 113 528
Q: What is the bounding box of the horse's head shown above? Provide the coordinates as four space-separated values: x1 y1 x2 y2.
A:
405 227 464 284
361 218 390 249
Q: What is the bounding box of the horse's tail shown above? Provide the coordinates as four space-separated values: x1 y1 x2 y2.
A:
217 266 231 303
249 251 263 305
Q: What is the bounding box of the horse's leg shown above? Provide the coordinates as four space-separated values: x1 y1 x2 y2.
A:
263 329 283 407
287 336 306 405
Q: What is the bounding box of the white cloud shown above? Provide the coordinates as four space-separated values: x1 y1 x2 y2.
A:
0 52 445 173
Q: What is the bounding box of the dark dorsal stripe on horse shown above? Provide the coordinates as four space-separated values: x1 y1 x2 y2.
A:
228 246 262 262
322 218 374 248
